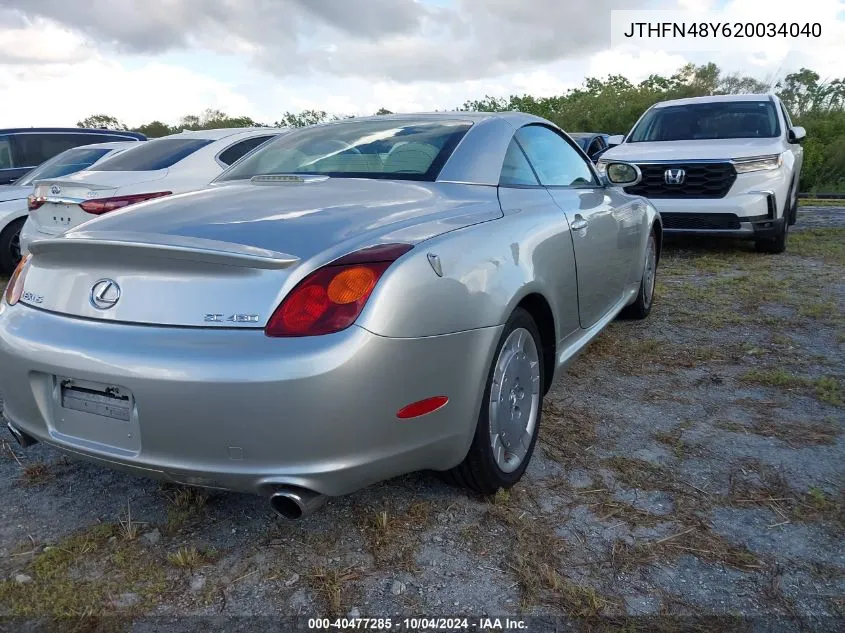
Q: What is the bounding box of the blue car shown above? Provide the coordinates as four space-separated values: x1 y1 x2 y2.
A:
0 127 146 186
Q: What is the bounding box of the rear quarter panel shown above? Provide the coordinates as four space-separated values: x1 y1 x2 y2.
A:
356 188 580 343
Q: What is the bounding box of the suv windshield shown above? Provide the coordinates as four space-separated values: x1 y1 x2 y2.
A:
95 138 213 171
628 101 780 142
216 119 472 182
19 147 112 185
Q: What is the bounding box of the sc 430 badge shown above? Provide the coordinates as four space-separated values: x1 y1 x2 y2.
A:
204 313 260 323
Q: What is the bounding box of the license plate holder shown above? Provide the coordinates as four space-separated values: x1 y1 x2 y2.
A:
50 377 140 453
61 380 132 422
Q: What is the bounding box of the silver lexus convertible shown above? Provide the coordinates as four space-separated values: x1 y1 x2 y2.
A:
0 113 661 519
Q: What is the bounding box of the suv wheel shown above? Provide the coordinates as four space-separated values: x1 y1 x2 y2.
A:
755 218 788 254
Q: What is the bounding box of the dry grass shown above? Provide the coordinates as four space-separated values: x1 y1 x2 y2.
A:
308 566 360 617
716 416 842 447
541 401 599 463
612 522 762 573
358 501 434 571
161 485 209 533
728 461 844 529
19 462 52 486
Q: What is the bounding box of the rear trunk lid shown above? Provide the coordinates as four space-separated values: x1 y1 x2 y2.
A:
20 178 500 328
28 170 169 237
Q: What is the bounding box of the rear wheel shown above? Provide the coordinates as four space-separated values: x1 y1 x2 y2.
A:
443 308 544 495
619 230 657 320
0 217 25 275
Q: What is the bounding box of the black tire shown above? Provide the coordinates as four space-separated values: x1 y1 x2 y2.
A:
755 218 788 254
787 183 798 226
619 230 657 320
442 308 544 495
0 217 25 275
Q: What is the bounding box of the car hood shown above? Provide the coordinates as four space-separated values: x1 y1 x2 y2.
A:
0 184 31 203
602 139 785 162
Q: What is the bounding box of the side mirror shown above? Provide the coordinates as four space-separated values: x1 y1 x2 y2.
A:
788 126 806 143
603 162 642 187
606 134 625 147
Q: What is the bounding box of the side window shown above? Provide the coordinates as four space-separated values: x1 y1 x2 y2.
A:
499 138 539 186
515 125 597 187
14 133 87 166
218 135 275 166
587 139 602 157
0 135 13 169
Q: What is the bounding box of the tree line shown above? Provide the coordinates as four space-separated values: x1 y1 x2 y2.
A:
78 63 845 192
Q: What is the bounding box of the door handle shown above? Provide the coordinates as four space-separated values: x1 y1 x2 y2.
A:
571 215 588 231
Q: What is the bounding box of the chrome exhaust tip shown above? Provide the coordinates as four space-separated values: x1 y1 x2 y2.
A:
269 487 326 520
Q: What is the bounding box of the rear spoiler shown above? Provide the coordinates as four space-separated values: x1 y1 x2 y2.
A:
28 230 300 270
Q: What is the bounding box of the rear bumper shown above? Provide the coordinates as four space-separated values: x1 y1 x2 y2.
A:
0 303 500 497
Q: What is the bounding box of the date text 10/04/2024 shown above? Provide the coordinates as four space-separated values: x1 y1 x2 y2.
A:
307 618 528 630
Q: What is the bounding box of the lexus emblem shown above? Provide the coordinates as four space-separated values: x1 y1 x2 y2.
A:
664 168 686 185
90 279 121 310
50 185 61 195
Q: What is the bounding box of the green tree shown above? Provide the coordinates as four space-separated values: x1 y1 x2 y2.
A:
275 110 331 127
132 121 173 138
77 114 127 130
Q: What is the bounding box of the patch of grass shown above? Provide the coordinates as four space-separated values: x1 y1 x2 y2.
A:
308 567 360 617
161 485 209 533
358 501 434 571
789 228 845 265
740 370 844 407
602 457 669 491
716 416 842 447
0 523 167 617
798 198 845 207
654 423 698 460
541 401 599 463
815 376 843 406
19 462 52 486
728 461 844 529
485 499 604 613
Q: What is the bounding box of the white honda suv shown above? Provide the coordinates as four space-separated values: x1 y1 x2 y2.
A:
598 94 804 253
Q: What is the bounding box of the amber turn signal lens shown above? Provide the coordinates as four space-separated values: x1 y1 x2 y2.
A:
5 254 31 306
327 267 377 304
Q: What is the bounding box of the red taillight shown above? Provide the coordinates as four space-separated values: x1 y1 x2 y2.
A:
27 195 44 212
5 254 31 306
79 191 172 215
396 396 449 419
265 243 413 337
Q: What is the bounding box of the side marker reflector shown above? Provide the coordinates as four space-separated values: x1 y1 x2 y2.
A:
396 396 449 419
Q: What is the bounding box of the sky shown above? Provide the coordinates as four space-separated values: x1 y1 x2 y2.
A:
0 0 843 128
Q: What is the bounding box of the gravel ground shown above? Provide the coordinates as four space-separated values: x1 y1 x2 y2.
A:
0 206 843 632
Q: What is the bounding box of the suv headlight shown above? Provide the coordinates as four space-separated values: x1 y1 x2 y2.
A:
732 154 783 173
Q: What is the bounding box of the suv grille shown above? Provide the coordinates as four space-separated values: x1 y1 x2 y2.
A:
624 162 737 199
661 213 742 231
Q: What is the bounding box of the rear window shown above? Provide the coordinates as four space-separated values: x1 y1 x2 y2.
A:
95 138 213 171
628 101 781 142
215 119 472 183
20 147 111 184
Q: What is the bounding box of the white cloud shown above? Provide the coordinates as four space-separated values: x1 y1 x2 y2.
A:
0 57 253 127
